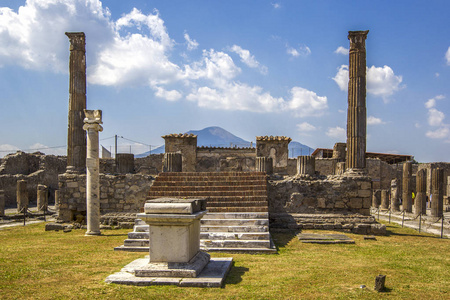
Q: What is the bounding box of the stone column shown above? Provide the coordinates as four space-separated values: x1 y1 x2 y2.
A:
66 32 87 173
372 189 381 208
297 156 315 176
402 162 412 213
430 168 444 217
380 189 389 210
414 169 427 215
116 153 135 174
345 30 369 175
390 179 400 211
0 190 5 216
83 110 103 236
256 157 273 174
37 184 48 212
17 180 28 213
163 152 182 172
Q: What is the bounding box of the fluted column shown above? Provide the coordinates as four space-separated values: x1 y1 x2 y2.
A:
163 152 182 172
83 110 103 236
414 169 427 215
402 162 412 212
345 30 369 174
256 157 273 174
430 168 444 217
390 179 400 211
66 32 87 173
297 155 315 176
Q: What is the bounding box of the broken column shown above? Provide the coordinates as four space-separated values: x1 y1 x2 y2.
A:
256 157 273 174
66 32 87 173
390 179 400 211
163 152 182 172
37 184 48 212
430 168 444 217
116 153 135 174
297 155 315 176
380 189 389 210
83 110 103 236
17 180 28 213
332 142 346 162
0 190 5 216
402 162 412 213
415 169 427 215
345 30 369 175
372 189 381 208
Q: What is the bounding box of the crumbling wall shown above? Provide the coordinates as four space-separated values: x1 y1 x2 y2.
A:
135 154 164 175
315 158 335 176
57 173 154 222
196 147 255 172
287 158 297 176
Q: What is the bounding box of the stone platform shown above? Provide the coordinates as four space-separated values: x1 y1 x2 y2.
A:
105 256 233 288
297 233 355 244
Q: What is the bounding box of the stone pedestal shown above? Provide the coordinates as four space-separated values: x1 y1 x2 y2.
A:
372 189 381 208
37 184 48 212
297 156 315 176
335 162 346 176
380 189 389 210
116 153 135 174
256 157 273 174
390 179 400 211
431 168 444 217
402 162 413 213
17 180 28 213
83 110 103 236
345 30 369 175
163 152 182 172
415 169 427 215
0 190 5 216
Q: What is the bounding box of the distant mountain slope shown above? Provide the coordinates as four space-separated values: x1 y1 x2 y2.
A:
136 126 313 158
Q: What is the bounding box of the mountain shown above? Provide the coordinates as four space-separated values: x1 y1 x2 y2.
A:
136 126 313 158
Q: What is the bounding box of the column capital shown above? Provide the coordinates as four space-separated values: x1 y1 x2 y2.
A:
348 30 369 51
65 32 85 51
83 110 103 132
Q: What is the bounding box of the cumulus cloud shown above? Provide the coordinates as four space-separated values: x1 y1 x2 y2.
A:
446 47 450 65
288 87 328 117
332 65 403 99
153 86 182 101
334 46 348 55
229 45 267 74
367 116 385 125
184 32 198 51
426 127 449 139
326 126 346 140
428 108 445 127
287 45 311 57
297 122 317 136
272 3 281 9
425 95 444 109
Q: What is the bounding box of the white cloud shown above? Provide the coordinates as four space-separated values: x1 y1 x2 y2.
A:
427 108 445 127
425 98 436 109
288 87 328 117
0 144 20 158
287 45 311 57
415 123 421 128
334 46 348 55
435 72 440 78
229 45 268 75
446 47 450 65
272 3 281 9
153 86 182 101
184 32 198 51
326 126 346 140
426 127 449 139
338 109 345 113
297 122 317 132
367 116 385 125
333 65 403 99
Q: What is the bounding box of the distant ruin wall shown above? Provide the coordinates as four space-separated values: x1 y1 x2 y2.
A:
315 158 335 176
196 147 255 172
135 154 164 175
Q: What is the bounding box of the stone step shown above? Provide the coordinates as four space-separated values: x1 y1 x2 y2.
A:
147 195 268 202
128 232 149 239
205 212 269 219
201 239 271 249
156 176 266 182
124 239 149 247
151 180 266 187
147 190 267 197
201 218 269 226
206 201 268 208
200 232 270 240
207 207 268 213
134 225 149 232
150 184 267 191
200 225 269 232
158 171 266 176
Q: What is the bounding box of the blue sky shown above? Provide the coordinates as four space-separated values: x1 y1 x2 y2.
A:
0 0 449 162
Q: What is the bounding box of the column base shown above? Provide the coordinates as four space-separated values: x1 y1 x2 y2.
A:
344 168 368 178
85 231 102 236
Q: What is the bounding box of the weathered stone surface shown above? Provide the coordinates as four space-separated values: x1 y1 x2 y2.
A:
256 136 291 174
402 161 413 213
380 190 389 210
16 179 28 213
116 153 135 174
375 275 386 292
297 156 315 176
256 157 273 174
431 168 444 217
0 190 5 216
37 184 48 211
163 152 182 172
390 179 400 211
415 169 427 215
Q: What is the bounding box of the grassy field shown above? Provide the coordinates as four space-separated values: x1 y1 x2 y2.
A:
0 221 449 300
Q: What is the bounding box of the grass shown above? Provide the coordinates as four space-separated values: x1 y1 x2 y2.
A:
0 221 449 299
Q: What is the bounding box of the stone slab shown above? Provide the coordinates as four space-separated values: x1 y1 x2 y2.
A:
105 257 233 288
297 233 355 244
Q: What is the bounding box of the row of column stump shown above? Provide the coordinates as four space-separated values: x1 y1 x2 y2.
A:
0 181 49 216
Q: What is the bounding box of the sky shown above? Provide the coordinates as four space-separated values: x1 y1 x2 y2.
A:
0 0 449 162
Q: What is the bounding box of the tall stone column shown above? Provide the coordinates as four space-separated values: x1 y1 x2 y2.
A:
345 30 369 175
402 162 412 213
297 156 315 176
83 110 103 236
37 184 48 212
66 32 87 173
17 180 28 213
390 179 400 211
430 168 444 217
0 190 5 216
415 169 427 215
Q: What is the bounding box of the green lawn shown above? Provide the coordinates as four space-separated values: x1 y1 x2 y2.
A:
0 222 449 299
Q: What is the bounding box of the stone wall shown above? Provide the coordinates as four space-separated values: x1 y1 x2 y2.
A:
163 134 197 172
315 158 335 176
0 151 66 206
57 173 154 222
196 147 255 172
135 154 164 175
287 158 297 176
256 136 291 174
417 163 450 196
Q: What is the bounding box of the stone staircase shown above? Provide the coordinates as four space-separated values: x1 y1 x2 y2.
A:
115 172 276 253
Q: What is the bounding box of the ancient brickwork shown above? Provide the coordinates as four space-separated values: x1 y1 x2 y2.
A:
196 147 255 172
256 136 291 174
163 134 197 172
163 152 182 172
116 154 135 174
135 154 164 175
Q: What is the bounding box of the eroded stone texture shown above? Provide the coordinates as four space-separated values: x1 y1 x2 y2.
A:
256 136 291 174
380 189 389 210
163 153 182 172
163 134 197 172
83 109 103 235
346 30 369 174
256 156 273 174
390 179 400 211
332 142 346 162
372 189 381 208
402 162 412 212
431 168 444 217
66 32 87 173
0 190 5 216
37 184 48 212
415 169 427 215
16 179 28 213
297 156 315 176
116 153 135 174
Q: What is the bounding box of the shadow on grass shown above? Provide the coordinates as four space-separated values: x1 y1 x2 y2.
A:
384 229 444 239
270 230 301 251
100 233 128 237
225 261 249 285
